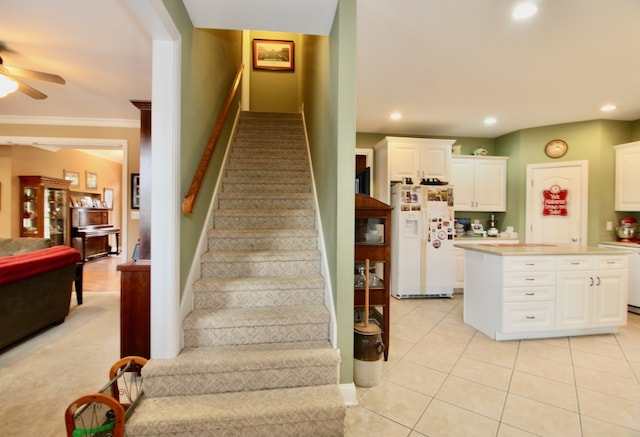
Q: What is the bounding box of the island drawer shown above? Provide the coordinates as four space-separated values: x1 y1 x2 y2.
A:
557 256 593 270
504 271 555 287
504 286 555 302
502 301 555 333
504 256 555 272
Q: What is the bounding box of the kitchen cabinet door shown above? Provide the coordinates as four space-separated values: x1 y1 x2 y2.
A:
614 141 640 211
556 270 592 330
451 156 507 211
389 142 421 183
592 270 627 327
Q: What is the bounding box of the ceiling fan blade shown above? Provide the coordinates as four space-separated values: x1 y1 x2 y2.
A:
13 77 47 99
3 65 65 84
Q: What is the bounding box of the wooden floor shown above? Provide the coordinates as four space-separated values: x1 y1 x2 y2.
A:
75 255 122 292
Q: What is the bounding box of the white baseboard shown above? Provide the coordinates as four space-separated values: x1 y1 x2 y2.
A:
340 383 358 406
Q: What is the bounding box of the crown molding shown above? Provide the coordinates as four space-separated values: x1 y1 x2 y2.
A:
0 115 140 128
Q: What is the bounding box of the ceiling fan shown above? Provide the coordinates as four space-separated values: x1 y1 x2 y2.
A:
0 55 65 99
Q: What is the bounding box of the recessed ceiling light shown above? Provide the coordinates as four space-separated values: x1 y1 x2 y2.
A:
512 2 538 19
600 104 616 112
390 112 401 120
484 117 497 125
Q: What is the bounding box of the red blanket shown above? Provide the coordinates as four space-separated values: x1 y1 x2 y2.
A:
0 246 81 286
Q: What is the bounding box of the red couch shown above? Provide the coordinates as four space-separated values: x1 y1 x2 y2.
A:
0 245 81 350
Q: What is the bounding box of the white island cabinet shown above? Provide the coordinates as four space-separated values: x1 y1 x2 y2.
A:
459 244 628 340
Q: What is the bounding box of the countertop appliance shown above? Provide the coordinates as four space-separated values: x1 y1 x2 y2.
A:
616 217 637 242
390 183 454 298
599 242 640 314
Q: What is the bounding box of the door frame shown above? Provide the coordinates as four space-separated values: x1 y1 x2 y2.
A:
525 160 589 246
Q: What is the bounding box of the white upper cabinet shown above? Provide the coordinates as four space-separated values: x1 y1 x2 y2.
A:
374 136 454 203
450 156 508 212
615 141 640 211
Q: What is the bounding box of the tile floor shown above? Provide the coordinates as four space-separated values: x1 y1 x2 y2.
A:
345 295 640 436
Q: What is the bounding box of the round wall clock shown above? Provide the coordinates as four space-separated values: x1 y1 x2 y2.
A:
544 139 568 158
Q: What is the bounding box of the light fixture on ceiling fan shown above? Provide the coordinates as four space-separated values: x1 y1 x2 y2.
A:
0 54 65 99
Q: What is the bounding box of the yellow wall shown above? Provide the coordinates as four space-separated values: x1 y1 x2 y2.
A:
0 123 140 255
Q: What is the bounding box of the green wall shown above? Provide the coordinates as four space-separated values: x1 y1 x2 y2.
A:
166 2 243 291
249 31 300 113
300 0 357 383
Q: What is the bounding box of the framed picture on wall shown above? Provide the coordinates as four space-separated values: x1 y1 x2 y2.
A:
253 39 294 71
103 188 114 210
131 173 140 209
64 170 80 188
86 171 98 190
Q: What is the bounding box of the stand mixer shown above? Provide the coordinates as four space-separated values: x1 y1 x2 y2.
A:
616 217 637 242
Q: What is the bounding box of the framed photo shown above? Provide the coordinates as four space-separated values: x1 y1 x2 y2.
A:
64 170 80 188
103 188 114 210
131 173 140 210
86 171 98 190
253 39 294 71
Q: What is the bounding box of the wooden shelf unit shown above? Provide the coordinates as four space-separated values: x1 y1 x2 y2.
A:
354 193 392 360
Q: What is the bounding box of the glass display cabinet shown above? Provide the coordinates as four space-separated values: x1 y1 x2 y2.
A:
19 176 71 246
354 193 392 360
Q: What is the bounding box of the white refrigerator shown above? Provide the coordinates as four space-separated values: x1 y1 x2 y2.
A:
390 183 455 298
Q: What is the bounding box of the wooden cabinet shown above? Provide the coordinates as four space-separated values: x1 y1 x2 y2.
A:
451 156 508 211
117 261 151 358
614 141 640 211
374 136 454 203
354 194 392 360
556 255 627 330
19 176 71 246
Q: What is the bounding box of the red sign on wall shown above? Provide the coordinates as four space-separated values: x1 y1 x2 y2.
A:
542 184 568 216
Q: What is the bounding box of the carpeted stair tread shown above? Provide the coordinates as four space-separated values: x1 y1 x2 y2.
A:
201 249 320 263
212 208 314 218
194 275 324 292
125 385 345 436
143 341 337 378
207 227 316 239
183 305 329 330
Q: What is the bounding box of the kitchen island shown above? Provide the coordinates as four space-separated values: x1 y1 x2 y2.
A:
457 243 629 340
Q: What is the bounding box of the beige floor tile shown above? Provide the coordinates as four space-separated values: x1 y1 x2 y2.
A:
386 335 415 361
463 335 518 369
414 399 499 437
407 304 451 320
496 423 539 436
517 338 572 364
514 353 575 385
383 360 447 396
580 415 640 437
574 365 640 402
577 387 640 431
570 334 626 359
395 313 439 332
402 343 460 374
430 320 477 340
344 406 412 437
391 321 431 343
509 371 578 411
571 350 635 377
502 393 581 437
417 331 471 356
358 380 432 428
435 375 507 420
450 356 512 391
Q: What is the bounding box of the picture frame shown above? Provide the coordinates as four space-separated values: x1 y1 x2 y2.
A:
86 171 98 190
64 170 80 188
253 39 294 71
103 188 114 210
131 173 140 210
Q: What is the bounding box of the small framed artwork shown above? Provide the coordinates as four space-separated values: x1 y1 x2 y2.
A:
103 188 114 210
131 173 140 209
253 39 294 71
86 171 98 190
64 170 80 188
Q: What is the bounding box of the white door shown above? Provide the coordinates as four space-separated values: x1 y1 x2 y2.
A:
526 161 588 246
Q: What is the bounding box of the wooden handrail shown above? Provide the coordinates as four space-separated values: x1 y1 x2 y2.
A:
182 64 244 214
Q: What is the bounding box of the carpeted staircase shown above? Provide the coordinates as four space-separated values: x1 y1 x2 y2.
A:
125 111 346 436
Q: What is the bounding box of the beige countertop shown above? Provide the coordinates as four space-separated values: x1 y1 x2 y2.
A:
454 243 630 256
